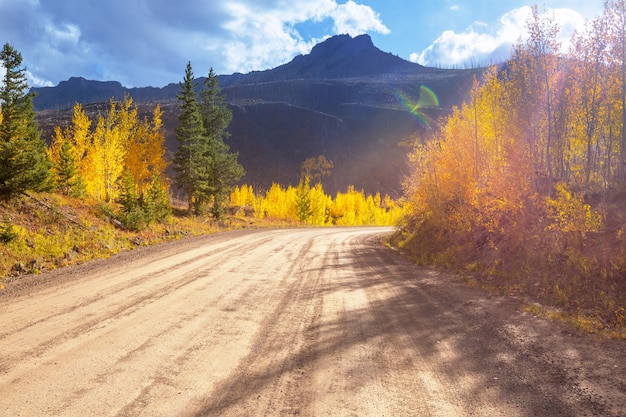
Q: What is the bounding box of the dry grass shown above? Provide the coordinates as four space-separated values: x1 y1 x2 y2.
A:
0 192 277 284
388 215 626 340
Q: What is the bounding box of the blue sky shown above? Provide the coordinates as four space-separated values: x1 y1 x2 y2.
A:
0 0 605 88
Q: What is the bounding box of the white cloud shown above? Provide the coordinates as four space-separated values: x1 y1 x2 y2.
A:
219 0 389 75
45 22 81 48
332 0 390 35
0 0 390 87
412 6 588 68
26 70 53 87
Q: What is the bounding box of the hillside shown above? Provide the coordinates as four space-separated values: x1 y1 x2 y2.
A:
33 34 482 195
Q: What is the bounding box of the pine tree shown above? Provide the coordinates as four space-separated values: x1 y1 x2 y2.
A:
118 170 144 231
173 62 209 215
54 137 80 195
143 174 171 224
0 43 52 200
174 64 243 217
199 68 244 218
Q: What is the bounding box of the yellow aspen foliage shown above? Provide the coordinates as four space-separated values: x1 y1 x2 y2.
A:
48 126 66 167
300 155 334 182
398 2 626 330
70 103 92 168
49 103 92 185
87 98 132 201
309 182 331 225
230 184 256 208
255 183 290 220
125 104 168 196
230 183 402 226
330 186 363 225
81 115 104 199
545 183 603 233
99 104 127 202
51 97 167 203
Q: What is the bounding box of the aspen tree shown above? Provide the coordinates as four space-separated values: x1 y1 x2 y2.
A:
125 103 168 196
605 0 626 180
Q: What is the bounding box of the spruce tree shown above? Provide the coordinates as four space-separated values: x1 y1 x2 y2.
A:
118 170 144 231
54 138 80 195
173 62 209 215
0 43 52 200
173 63 243 217
143 174 171 224
199 68 244 218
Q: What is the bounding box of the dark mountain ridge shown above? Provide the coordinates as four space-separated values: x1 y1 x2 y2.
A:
32 34 427 110
221 34 421 85
33 34 484 195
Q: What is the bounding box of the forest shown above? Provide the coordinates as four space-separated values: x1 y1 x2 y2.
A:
0 43 403 281
394 2 626 335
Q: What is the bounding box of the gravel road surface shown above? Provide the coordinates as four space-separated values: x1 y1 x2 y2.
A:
0 227 624 416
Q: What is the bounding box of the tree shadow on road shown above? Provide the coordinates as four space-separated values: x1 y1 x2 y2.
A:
189 233 617 417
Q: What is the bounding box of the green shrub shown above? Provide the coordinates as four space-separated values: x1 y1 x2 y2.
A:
0 216 19 244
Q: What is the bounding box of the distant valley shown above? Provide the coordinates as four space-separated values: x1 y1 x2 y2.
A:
34 34 483 196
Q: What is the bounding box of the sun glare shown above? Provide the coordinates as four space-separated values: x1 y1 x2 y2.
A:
396 85 440 126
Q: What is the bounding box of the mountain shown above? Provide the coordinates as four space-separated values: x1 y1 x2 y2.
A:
33 34 483 196
220 34 420 85
32 77 179 111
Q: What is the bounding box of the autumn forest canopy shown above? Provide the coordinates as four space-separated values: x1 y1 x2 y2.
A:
396 2 626 332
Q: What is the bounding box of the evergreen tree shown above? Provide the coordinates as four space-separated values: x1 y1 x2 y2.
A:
173 62 210 215
199 68 244 218
143 174 171 224
0 215 19 244
54 138 80 195
118 170 144 231
0 43 52 200
173 64 243 217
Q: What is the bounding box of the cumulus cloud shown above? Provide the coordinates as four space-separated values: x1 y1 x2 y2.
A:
413 6 587 68
0 0 389 87
332 1 390 36
221 0 389 75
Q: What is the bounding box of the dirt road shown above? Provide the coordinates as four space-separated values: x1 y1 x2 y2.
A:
0 227 624 416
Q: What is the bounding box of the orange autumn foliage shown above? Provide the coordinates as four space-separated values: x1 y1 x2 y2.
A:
49 98 169 202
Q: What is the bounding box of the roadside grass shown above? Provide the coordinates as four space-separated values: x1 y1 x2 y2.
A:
387 227 626 341
522 303 626 340
0 193 280 285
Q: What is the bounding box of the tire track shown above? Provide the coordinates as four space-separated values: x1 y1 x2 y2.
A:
0 232 279 369
188 232 328 417
0 227 622 417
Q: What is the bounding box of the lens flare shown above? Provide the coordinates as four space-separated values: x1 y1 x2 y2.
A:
396 85 439 126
